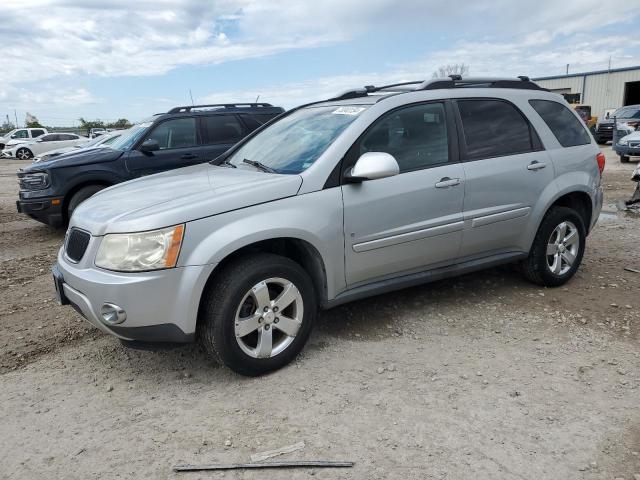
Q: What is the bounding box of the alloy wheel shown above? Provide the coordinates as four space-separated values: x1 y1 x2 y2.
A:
234 277 303 359
546 220 579 275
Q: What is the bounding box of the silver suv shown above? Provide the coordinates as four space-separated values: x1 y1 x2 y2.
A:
53 77 604 375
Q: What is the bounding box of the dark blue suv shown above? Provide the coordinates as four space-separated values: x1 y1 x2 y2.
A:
16 103 284 227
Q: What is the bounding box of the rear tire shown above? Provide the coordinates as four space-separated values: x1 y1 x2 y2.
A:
198 253 317 376
620 155 630 163
67 185 106 219
521 206 586 287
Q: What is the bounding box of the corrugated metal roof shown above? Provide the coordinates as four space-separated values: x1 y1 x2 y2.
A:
533 65 640 81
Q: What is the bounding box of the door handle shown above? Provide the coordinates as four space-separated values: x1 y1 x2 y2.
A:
435 177 461 188
181 153 198 160
527 161 547 171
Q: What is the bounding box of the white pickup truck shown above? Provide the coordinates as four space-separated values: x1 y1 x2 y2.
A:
0 127 48 150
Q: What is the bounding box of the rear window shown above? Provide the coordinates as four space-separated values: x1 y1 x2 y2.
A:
202 115 244 144
529 100 591 147
457 99 535 159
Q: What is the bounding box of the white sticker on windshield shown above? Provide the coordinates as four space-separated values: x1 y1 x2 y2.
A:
332 106 366 116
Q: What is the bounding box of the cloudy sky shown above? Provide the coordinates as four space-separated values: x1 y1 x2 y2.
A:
1 0 639 126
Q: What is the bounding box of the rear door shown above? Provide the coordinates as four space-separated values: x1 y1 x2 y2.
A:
454 98 554 258
342 101 465 286
198 114 247 162
125 117 201 177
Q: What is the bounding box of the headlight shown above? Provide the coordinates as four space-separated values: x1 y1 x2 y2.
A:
19 172 50 190
618 138 629 146
95 224 184 272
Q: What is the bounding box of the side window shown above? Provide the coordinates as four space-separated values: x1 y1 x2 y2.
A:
40 134 57 142
59 134 77 141
359 102 449 172
202 115 244 144
529 100 591 147
457 99 534 159
31 129 45 138
13 130 28 139
146 118 197 150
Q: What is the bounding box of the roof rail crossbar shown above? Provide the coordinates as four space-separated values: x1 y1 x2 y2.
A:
168 103 274 113
417 76 545 91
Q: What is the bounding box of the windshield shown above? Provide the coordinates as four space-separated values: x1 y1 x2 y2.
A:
227 105 368 174
107 122 152 151
613 106 640 119
1 129 16 139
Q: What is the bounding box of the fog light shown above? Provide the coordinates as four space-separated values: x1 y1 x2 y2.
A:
100 303 126 325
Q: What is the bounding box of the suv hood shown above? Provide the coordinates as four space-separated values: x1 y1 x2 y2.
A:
71 164 303 235
22 147 123 172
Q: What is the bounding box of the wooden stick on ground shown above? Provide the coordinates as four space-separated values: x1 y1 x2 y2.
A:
173 460 354 472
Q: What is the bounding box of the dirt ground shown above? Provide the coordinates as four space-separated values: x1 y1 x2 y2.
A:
1 148 639 480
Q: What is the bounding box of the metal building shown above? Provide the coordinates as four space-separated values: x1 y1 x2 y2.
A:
534 66 640 119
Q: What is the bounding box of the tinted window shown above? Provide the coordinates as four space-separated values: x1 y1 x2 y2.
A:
202 115 244 144
359 102 449 172
458 99 534 159
31 129 45 137
529 100 591 147
146 118 197 150
40 134 57 142
59 134 78 140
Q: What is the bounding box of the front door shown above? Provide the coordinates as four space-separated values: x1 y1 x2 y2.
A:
342 101 465 286
125 117 202 177
454 98 555 258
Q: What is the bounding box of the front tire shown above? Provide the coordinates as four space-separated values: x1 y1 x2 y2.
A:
67 185 106 219
521 206 586 287
16 147 33 160
620 155 630 163
198 253 317 376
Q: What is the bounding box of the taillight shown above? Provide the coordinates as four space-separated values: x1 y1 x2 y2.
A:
596 152 606 175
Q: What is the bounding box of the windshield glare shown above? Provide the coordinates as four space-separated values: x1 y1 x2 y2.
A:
228 105 368 174
107 122 152 151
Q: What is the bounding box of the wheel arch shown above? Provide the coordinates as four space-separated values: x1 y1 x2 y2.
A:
195 237 329 332
63 179 114 221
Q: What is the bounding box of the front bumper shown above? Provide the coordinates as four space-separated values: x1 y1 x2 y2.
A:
614 144 640 157
54 242 215 344
16 196 65 227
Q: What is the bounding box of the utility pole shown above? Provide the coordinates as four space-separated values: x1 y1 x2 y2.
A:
566 64 569 75
14 110 18 128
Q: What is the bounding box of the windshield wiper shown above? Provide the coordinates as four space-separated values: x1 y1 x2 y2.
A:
242 158 275 173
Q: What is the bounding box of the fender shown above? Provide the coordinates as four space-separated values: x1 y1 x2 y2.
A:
179 189 346 300
524 170 597 252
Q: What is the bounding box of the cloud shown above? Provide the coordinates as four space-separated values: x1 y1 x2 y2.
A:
0 0 639 123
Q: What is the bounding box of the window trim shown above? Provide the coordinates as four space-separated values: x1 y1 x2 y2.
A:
528 99 591 148
453 97 544 163
137 116 200 151
336 99 460 186
199 113 246 146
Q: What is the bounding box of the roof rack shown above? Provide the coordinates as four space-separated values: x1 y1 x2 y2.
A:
327 75 545 102
167 103 275 114
416 75 544 91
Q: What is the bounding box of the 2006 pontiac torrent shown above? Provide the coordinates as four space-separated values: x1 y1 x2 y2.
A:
53 76 604 375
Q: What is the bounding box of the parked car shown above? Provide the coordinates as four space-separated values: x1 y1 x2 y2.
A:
34 130 124 163
89 128 107 139
51 77 604 376
17 103 284 227
614 130 640 162
593 104 640 144
0 127 48 150
3 133 86 160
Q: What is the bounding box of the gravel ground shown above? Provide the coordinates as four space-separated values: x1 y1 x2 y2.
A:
0 148 639 479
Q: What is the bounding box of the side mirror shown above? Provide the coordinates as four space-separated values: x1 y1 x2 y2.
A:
139 138 159 152
345 152 400 183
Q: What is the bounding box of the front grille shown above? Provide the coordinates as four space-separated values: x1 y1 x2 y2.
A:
630 142 640 148
65 228 91 262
